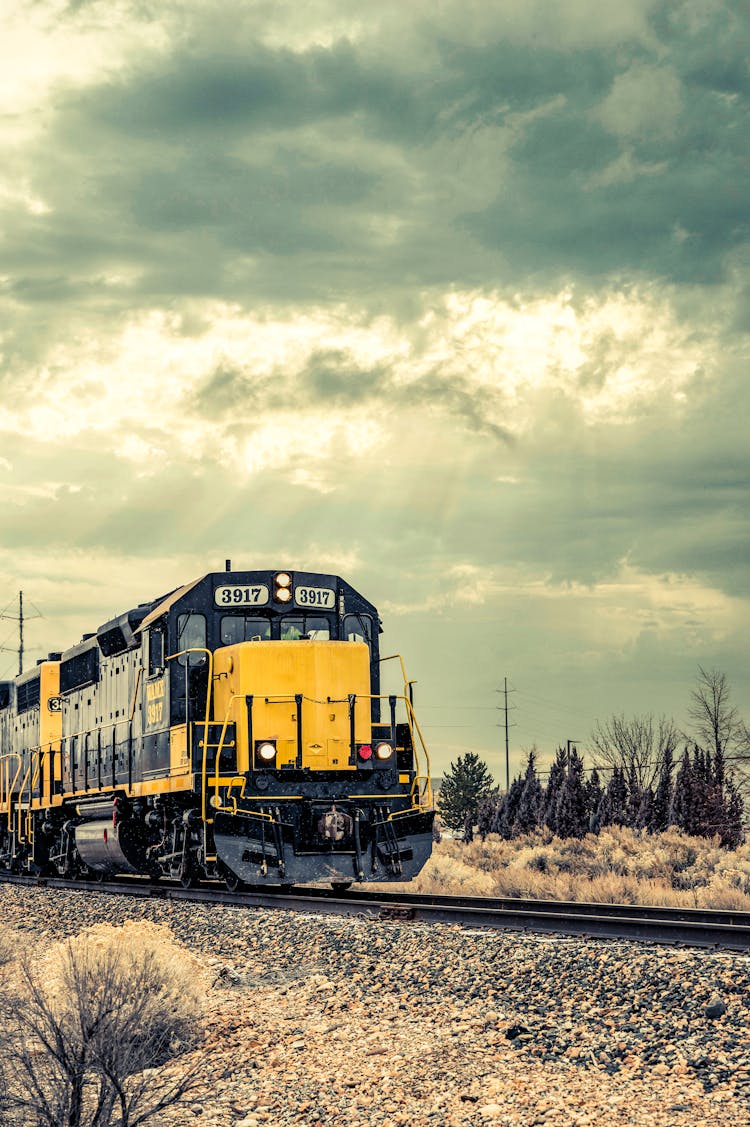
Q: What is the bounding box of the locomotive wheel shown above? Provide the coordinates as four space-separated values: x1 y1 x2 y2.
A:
331 881 352 892
180 867 199 889
224 870 245 892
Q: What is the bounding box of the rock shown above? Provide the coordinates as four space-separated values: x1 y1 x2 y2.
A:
705 996 727 1019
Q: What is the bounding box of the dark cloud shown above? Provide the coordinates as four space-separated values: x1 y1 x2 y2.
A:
2 0 744 323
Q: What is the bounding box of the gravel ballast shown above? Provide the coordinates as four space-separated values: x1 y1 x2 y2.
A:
1 883 749 1126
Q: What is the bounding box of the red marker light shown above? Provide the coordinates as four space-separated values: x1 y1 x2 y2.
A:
358 744 373 760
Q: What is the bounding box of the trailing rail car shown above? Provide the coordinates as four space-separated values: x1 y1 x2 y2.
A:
0 567 434 889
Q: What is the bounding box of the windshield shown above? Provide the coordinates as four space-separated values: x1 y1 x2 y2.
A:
220 616 271 644
280 615 331 640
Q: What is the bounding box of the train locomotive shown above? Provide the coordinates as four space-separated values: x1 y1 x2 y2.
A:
0 567 434 889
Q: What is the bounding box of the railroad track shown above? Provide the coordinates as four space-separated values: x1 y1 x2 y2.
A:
1 871 748 950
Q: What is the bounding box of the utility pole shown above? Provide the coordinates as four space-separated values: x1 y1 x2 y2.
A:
504 677 510 793
495 678 515 792
1 591 41 676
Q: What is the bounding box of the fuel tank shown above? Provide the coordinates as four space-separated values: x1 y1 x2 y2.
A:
74 818 148 874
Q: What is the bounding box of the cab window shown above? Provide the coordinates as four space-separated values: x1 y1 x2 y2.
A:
221 616 271 644
148 626 165 675
343 614 372 644
176 613 207 665
280 615 331 640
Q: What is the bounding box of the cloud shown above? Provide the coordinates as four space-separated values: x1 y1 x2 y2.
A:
2 0 750 767
596 63 684 140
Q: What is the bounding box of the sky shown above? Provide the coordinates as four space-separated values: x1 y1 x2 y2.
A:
1 0 749 782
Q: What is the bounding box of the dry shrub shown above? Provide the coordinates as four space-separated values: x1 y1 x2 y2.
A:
40 920 207 1019
406 826 750 909
0 920 207 1127
367 850 495 896
0 929 19 967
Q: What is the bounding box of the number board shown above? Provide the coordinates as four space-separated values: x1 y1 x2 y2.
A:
295 585 335 609
214 585 270 607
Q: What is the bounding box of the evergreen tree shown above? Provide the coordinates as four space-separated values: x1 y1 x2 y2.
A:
554 747 588 838
543 747 568 833
437 752 496 832
489 793 507 836
722 776 745 849
477 793 502 840
635 785 655 832
605 766 628 826
512 750 543 835
500 775 525 838
625 762 643 827
652 744 674 832
670 749 696 833
583 767 603 828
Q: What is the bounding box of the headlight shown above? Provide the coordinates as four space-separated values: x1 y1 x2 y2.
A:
274 572 293 603
375 742 393 760
256 741 277 762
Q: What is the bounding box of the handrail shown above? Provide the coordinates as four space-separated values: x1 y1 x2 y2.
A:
206 690 243 823
404 697 433 808
377 652 433 810
14 763 31 844
129 665 143 722
1 754 23 831
165 646 214 822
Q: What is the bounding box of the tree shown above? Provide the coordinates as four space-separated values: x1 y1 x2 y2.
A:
583 767 603 829
554 747 588 838
597 766 627 827
498 775 525 839
543 747 568 833
635 786 655 832
477 792 502 840
589 714 679 791
0 929 203 1127
722 777 745 849
689 666 740 759
651 743 675 832
512 750 543 835
437 752 497 832
688 666 750 804
670 749 698 834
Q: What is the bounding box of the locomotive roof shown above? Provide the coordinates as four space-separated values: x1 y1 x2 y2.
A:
136 569 377 635
137 576 204 633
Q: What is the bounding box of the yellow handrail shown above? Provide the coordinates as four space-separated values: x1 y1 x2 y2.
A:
165 647 214 823
129 665 143 722
1 753 22 831
207 692 244 818
15 763 31 844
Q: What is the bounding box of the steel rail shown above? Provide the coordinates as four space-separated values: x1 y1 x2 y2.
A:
1 871 748 951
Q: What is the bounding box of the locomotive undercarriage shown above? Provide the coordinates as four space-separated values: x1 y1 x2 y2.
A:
0 791 433 888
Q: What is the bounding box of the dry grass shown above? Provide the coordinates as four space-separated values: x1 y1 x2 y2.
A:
388 826 750 909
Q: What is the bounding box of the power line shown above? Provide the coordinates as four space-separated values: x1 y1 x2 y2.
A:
0 591 43 676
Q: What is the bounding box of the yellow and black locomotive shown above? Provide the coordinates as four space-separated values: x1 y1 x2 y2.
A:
0 567 434 889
